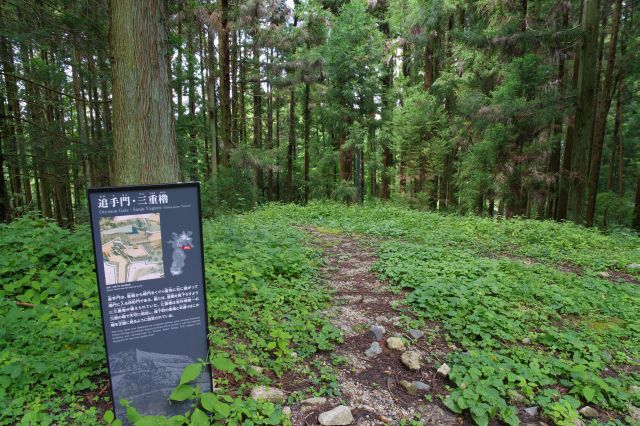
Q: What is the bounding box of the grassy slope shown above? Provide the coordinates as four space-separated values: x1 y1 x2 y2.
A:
1 202 639 425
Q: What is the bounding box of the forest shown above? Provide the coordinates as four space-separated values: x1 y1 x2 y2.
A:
1 0 640 426
0 0 638 229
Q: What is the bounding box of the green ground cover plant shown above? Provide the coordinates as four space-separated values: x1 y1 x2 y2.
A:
1 202 639 425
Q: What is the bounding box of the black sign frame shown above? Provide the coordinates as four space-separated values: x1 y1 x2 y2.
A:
87 182 212 421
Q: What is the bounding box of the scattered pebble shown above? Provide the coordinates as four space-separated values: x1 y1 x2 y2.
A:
364 341 382 357
399 379 417 395
386 337 405 351
250 386 286 403
630 385 640 393
282 406 291 417
436 363 451 377
375 315 389 323
250 365 264 374
301 396 327 413
524 406 538 417
401 351 422 370
318 405 354 425
522 337 531 344
579 406 598 418
508 390 527 405
408 329 424 339
629 405 640 422
369 325 385 341
598 271 611 278
290 351 298 358
627 263 640 269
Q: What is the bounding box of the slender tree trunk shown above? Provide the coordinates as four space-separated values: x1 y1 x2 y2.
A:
586 0 621 227
109 0 180 184
206 28 218 175
219 0 231 166
199 29 210 178
187 21 198 180
286 87 295 201
303 82 310 203
252 36 263 197
607 81 621 192
633 176 640 231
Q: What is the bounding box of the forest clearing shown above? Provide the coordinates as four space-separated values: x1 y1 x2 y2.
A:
1 203 639 425
2 0 640 424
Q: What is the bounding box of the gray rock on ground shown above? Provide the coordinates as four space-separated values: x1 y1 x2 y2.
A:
318 405 354 425
413 381 431 392
524 406 538 417
579 406 598 418
627 263 640 269
408 329 424 339
386 336 406 351
629 405 640 422
369 325 386 341
250 386 286 403
399 380 417 395
436 363 451 377
364 341 382 357
301 396 327 413
401 351 422 370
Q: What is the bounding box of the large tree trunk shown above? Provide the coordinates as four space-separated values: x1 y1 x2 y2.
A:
187 21 198 180
586 0 621 227
607 81 621 192
572 0 600 223
109 0 180 185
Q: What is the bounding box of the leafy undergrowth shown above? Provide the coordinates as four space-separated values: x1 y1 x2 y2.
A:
259 202 640 425
2 202 639 425
0 213 339 425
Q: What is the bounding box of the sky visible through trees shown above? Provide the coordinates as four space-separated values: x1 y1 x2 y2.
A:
0 0 639 230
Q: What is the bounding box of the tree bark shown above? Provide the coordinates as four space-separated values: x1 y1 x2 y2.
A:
219 0 231 166
286 87 295 201
206 28 218 175
109 0 180 185
633 176 640 231
252 35 263 196
303 82 310 203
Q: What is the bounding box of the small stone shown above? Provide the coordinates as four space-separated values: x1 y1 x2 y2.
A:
291 351 298 358
369 325 386 341
522 337 531 344
413 381 431 392
386 337 405 351
629 405 640 422
318 405 354 425
524 406 538 417
579 406 598 418
250 386 286 404
508 390 527 405
399 380 417 395
436 363 451 377
302 396 327 406
401 351 422 370
365 342 382 357
598 271 611 278
408 329 424 339
573 420 585 426
627 263 640 269
282 406 291 417
250 365 264 374
630 385 640 393
386 377 396 388
375 315 389 323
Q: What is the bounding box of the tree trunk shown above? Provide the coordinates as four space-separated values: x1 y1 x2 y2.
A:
633 176 640 231
109 0 180 184
607 81 621 192
206 28 218 175
286 87 295 201
219 0 231 166
187 21 198 180
586 0 621 227
572 0 600 222
303 82 310 203
252 36 263 197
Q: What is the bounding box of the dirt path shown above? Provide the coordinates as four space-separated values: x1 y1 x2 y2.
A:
288 227 465 425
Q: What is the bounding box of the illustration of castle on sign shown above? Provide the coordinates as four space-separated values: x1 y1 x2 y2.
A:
169 231 193 276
